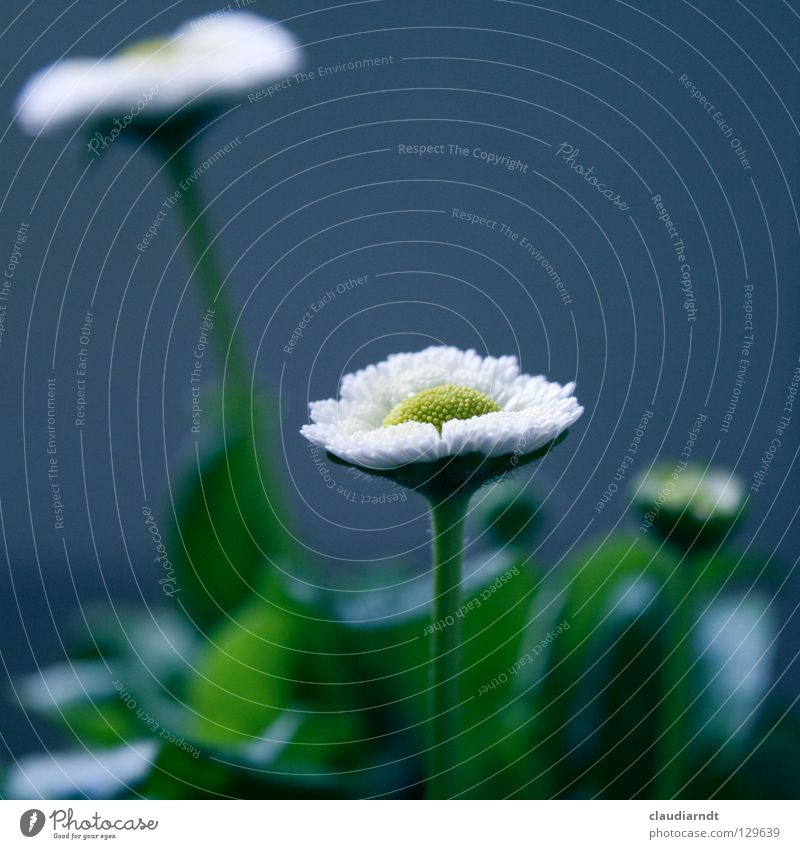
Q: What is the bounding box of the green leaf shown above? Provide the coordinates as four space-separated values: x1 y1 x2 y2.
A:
693 549 774 593
533 535 671 797
184 590 298 746
181 574 392 795
184 574 367 749
141 735 352 799
528 534 778 798
169 394 293 626
696 706 800 799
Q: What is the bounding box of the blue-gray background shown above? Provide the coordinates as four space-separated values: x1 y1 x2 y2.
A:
1 0 798 759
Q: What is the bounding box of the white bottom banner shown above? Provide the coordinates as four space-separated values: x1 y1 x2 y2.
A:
1 799 796 847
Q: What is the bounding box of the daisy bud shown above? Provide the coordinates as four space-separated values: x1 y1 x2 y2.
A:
634 463 746 549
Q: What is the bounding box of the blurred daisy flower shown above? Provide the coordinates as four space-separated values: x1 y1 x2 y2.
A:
15 12 303 135
301 345 583 484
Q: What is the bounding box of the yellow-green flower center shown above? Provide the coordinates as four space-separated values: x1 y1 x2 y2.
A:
382 384 501 433
119 37 174 58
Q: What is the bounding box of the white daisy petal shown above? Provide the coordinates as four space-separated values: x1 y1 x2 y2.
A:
301 346 583 470
15 13 303 135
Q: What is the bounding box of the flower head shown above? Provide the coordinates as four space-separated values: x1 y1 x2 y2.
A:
15 12 303 135
634 463 746 549
301 346 582 494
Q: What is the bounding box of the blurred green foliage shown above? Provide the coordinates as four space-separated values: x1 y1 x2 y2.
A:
4 465 798 800
170 393 293 626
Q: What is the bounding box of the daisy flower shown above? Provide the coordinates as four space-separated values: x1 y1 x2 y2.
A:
301 345 583 485
301 345 582 798
14 14 305 393
15 12 303 135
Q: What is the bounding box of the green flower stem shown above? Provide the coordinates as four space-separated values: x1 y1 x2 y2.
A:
428 492 470 800
657 563 694 799
162 140 248 392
